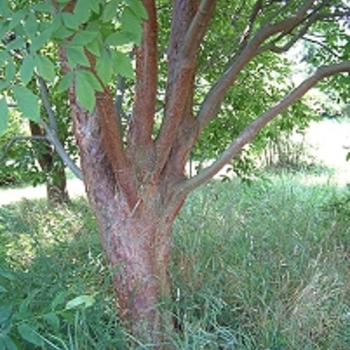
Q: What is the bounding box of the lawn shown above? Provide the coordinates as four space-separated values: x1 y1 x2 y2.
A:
1 118 350 349
1 167 350 349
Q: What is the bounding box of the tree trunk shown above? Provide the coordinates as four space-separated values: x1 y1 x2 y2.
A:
29 121 69 204
89 183 184 345
45 162 70 204
69 103 186 346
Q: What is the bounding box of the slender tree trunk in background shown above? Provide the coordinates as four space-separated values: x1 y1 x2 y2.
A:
29 121 69 204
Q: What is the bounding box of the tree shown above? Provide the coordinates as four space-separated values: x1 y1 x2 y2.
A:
1 0 350 344
0 99 73 204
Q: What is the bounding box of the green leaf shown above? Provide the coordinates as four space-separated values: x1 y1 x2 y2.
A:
0 1 12 18
75 72 97 112
125 0 148 19
32 3 54 13
35 55 55 82
344 41 350 58
13 85 40 122
121 7 142 45
79 70 103 91
20 55 35 85
102 0 120 22
96 49 113 84
5 59 15 82
105 32 130 47
51 290 70 311
0 306 12 324
24 12 38 40
2 335 18 350
53 25 73 40
0 51 10 67
17 324 43 347
8 9 28 31
0 81 10 91
74 0 92 24
86 39 101 57
65 295 95 310
0 98 9 137
57 72 73 92
62 13 80 30
86 0 101 14
43 313 60 330
70 30 98 46
51 13 74 40
0 268 15 280
30 27 52 53
65 45 90 69
113 51 134 79
6 36 25 51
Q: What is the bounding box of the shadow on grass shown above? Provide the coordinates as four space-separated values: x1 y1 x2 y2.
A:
1 171 350 349
0 198 128 350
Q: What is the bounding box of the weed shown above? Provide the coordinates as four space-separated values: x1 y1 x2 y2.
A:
1 172 350 349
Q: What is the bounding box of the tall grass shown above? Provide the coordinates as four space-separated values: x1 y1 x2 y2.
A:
171 173 350 349
1 171 350 349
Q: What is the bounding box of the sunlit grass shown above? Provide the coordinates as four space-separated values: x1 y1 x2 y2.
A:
1 170 350 349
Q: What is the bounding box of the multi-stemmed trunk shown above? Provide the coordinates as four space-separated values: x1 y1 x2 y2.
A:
91 186 184 341
56 0 350 345
70 101 187 343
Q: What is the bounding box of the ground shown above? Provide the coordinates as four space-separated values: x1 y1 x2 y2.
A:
1 118 350 205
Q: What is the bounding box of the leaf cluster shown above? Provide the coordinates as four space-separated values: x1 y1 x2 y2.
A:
0 0 147 136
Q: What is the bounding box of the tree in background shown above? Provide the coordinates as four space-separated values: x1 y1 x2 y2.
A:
0 94 74 204
0 0 349 344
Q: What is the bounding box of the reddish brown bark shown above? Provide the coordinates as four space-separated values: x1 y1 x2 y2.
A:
55 0 350 347
95 186 185 342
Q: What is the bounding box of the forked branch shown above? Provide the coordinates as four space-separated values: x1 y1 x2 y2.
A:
196 0 324 134
180 61 350 194
128 0 157 154
155 0 216 175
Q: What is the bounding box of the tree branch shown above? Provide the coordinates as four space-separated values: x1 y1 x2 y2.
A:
195 0 317 135
237 0 263 53
303 35 341 58
155 0 216 176
260 0 329 54
0 135 48 163
127 0 157 168
6 80 82 179
38 76 58 132
38 116 83 180
36 75 83 179
57 0 137 204
179 61 350 194
180 0 217 61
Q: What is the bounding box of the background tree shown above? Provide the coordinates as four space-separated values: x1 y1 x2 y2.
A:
0 0 350 344
0 100 75 204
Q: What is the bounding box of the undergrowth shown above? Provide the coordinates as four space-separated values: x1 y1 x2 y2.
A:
1 171 350 349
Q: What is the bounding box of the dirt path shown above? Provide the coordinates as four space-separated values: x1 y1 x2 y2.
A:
0 178 85 206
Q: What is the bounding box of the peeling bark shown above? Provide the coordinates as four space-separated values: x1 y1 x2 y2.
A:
54 0 350 346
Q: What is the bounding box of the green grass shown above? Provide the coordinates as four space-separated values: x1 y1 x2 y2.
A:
1 171 350 349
